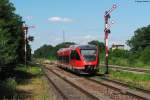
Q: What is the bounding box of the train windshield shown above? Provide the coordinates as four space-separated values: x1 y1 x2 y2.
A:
80 49 96 61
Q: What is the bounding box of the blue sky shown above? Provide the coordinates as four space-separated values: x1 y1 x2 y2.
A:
10 0 150 51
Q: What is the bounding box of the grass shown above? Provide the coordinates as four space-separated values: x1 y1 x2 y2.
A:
16 77 51 100
98 66 150 89
16 65 42 75
48 56 56 61
102 57 150 69
0 65 53 100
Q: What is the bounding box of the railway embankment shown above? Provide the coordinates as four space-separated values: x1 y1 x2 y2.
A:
0 64 52 100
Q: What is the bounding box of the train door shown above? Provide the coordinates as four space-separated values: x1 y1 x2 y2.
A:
70 50 82 68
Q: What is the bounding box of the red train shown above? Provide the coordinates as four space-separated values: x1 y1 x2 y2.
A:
57 45 99 74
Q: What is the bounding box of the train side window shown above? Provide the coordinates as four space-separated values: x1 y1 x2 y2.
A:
75 52 80 60
71 50 75 59
71 50 80 60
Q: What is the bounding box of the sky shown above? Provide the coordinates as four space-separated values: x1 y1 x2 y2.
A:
10 0 150 52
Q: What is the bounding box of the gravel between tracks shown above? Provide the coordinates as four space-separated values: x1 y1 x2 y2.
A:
44 64 146 100
43 65 99 100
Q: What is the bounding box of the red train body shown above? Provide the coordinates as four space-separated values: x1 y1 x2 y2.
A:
57 45 99 74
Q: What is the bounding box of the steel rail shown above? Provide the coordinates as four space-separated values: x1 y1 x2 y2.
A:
44 61 150 73
87 76 150 100
40 62 150 100
43 66 99 100
101 77 150 94
41 66 68 100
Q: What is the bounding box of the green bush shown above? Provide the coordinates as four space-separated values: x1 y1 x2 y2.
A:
4 78 17 92
139 47 150 64
109 49 129 58
0 78 17 98
109 57 128 66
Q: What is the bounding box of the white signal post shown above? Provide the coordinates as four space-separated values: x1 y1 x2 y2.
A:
104 4 117 74
23 24 35 67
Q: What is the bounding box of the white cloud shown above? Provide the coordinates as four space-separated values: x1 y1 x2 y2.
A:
63 18 72 22
83 35 97 40
48 17 61 22
48 16 73 23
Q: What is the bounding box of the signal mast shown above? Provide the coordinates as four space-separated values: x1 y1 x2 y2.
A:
104 4 117 74
22 24 35 67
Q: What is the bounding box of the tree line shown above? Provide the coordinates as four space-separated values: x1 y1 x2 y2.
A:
34 25 150 67
34 42 76 59
33 40 105 59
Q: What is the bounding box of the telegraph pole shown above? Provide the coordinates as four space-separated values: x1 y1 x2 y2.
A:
104 4 117 74
62 30 65 43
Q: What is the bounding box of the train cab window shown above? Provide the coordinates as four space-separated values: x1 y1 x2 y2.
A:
80 49 97 61
71 50 80 60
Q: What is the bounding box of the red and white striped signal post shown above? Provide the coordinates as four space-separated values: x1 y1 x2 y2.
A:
104 4 117 74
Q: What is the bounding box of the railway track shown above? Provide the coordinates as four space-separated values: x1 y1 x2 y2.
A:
42 65 99 100
88 76 150 100
44 61 150 73
101 77 150 94
42 60 150 73
41 63 150 100
100 64 150 73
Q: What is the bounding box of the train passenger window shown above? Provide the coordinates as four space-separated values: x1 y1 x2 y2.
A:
71 51 75 59
75 52 80 60
71 50 80 60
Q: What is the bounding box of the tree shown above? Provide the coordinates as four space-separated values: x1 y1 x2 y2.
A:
34 42 76 59
0 0 31 71
109 49 129 58
127 25 150 52
54 42 75 50
34 44 54 58
139 47 150 64
88 40 105 52
126 25 150 65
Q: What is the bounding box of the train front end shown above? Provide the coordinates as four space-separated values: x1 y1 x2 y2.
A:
78 45 99 74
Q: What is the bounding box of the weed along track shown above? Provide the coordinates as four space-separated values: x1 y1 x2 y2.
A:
41 63 150 100
100 64 150 74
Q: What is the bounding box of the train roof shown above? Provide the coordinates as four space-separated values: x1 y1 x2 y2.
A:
69 44 96 50
57 48 70 52
57 44 97 53
57 44 97 56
